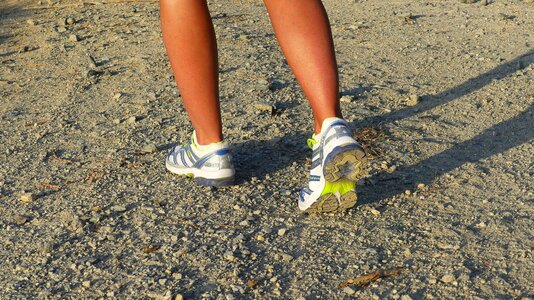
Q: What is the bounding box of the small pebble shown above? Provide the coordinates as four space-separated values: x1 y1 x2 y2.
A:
340 95 353 103
405 94 421 106
111 205 127 212
126 116 139 124
82 280 91 287
223 251 236 262
20 193 37 203
370 208 381 216
343 286 355 295
140 144 158 154
254 102 276 114
68 34 79 42
26 19 36 26
14 215 29 225
277 228 287 236
441 274 455 283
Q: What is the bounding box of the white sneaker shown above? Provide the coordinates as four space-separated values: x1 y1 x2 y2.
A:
166 132 235 186
299 117 368 213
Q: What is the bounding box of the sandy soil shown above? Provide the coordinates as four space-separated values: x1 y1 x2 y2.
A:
0 0 533 299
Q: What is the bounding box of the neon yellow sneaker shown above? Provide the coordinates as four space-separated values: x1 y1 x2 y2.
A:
298 118 368 213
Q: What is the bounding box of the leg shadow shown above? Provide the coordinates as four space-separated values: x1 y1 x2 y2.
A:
359 105 533 205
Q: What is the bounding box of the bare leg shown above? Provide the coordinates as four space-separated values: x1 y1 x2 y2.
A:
160 0 222 144
263 0 341 133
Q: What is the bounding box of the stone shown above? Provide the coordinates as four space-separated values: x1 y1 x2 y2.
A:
82 280 91 287
401 296 413 300
343 286 355 295
370 208 381 216
20 192 37 203
126 116 140 124
175 295 184 300
224 251 236 262
66 17 75 25
406 94 421 106
340 95 353 103
14 215 29 225
277 228 287 236
111 205 127 212
68 34 79 42
254 102 276 114
140 144 158 154
26 19 36 26
441 274 455 283
281 254 293 262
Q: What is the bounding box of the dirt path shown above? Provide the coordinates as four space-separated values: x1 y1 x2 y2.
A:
1 0 533 299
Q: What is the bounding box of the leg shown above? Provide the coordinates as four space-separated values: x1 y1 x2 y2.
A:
263 0 341 133
160 0 222 144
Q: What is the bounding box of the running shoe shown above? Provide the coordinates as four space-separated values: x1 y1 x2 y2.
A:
299 117 368 213
166 132 235 186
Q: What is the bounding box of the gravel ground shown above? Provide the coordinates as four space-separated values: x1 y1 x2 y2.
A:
1 0 533 299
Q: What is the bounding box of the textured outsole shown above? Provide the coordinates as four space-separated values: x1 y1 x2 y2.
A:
323 145 368 182
304 190 357 213
303 144 368 213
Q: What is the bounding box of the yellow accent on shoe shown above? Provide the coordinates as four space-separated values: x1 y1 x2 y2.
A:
307 135 319 150
320 179 355 196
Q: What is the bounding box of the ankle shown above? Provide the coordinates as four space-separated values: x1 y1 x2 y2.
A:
194 130 223 146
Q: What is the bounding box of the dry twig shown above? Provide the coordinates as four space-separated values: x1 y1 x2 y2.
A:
34 183 61 190
339 268 403 288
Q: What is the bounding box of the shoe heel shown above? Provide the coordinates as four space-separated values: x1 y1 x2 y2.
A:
323 145 367 182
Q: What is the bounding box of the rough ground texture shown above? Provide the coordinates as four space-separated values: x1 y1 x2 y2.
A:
1 0 533 299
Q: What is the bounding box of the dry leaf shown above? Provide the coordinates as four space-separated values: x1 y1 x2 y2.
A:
142 245 161 254
34 183 61 190
246 280 259 288
127 161 145 168
339 268 403 288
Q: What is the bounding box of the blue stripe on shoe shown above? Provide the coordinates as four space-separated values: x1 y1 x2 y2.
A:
311 158 321 169
193 151 220 168
310 175 320 181
216 149 229 155
179 149 188 167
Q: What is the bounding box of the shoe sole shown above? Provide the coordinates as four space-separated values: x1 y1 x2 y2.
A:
304 145 368 213
166 161 235 187
323 144 368 182
304 187 357 213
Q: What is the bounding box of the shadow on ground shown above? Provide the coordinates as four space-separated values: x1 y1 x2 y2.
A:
233 48 533 204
